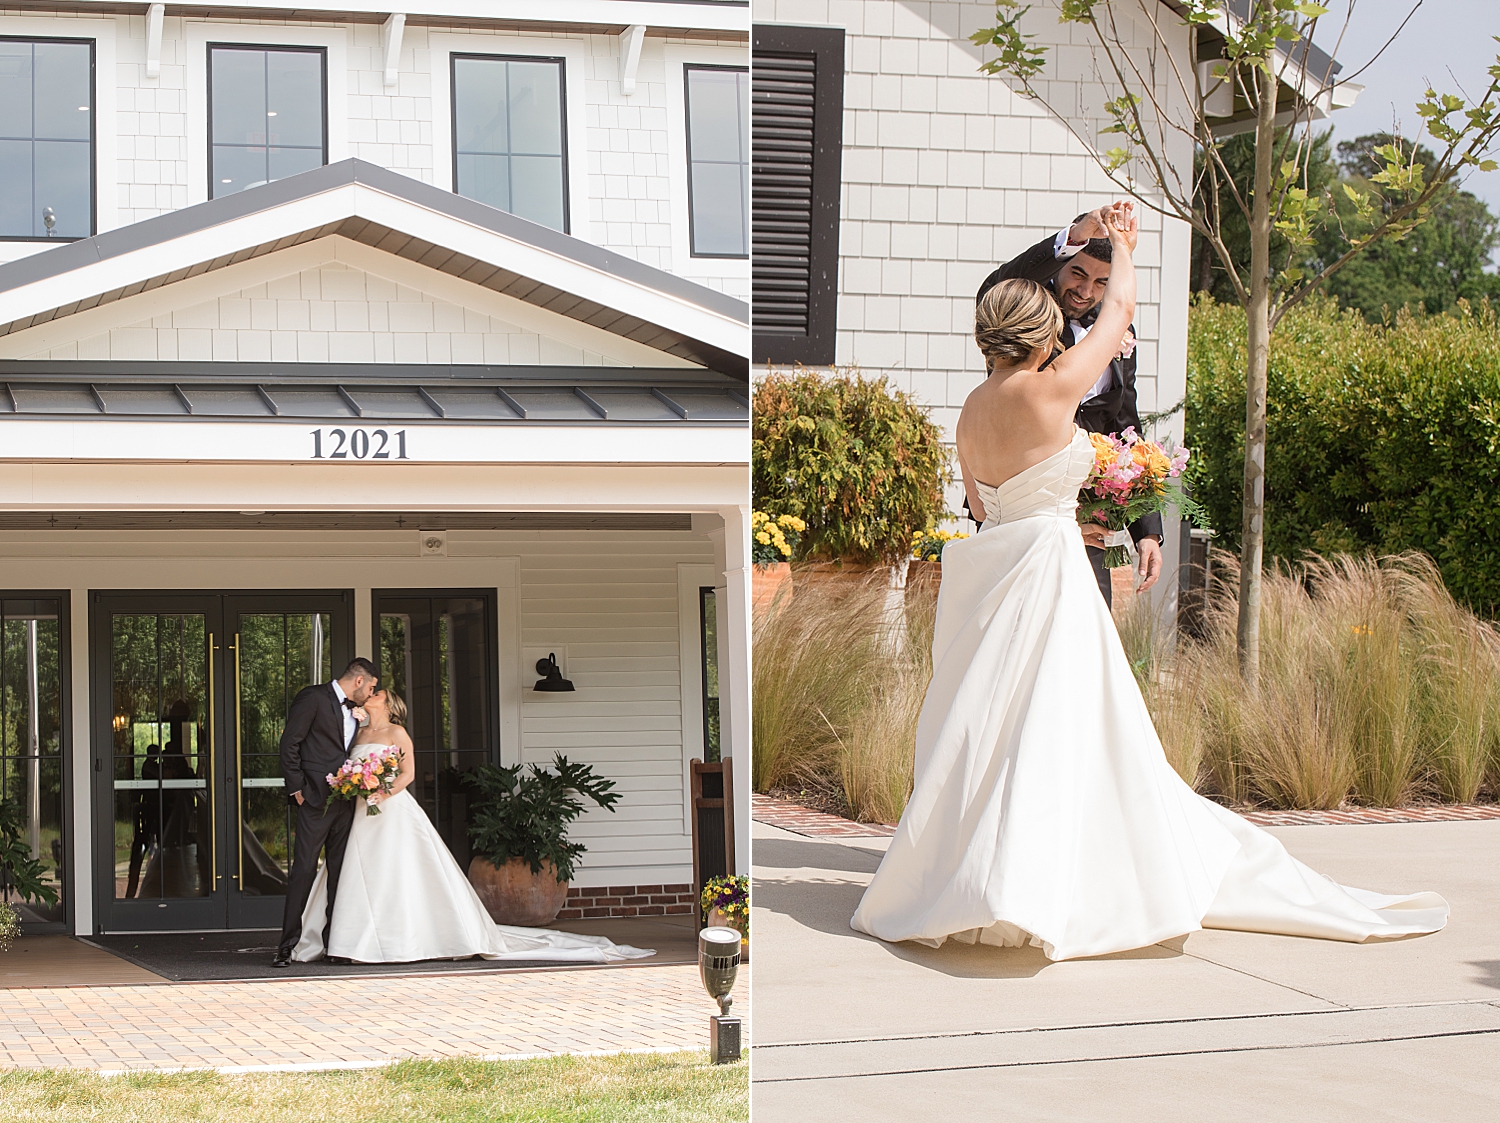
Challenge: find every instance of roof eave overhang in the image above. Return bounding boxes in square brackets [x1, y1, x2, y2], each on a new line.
[0, 161, 750, 377]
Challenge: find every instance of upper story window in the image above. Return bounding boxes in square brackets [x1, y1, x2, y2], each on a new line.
[209, 45, 326, 199]
[0, 38, 94, 240]
[451, 54, 568, 233]
[685, 66, 748, 258]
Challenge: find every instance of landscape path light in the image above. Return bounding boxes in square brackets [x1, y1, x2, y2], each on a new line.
[698, 925, 741, 1063]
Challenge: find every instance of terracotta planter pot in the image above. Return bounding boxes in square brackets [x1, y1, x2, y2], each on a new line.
[752, 562, 792, 615]
[906, 559, 942, 589]
[467, 856, 569, 926]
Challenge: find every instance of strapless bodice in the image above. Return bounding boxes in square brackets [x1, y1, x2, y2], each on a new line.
[350, 741, 398, 761]
[974, 428, 1093, 529]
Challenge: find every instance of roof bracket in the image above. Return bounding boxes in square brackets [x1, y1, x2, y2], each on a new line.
[2, 383, 15, 413]
[145, 4, 164, 80]
[255, 385, 280, 416]
[495, 387, 528, 419]
[88, 384, 108, 414]
[417, 386, 446, 418]
[619, 25, 647, 96]
[651, 387, 688, 419]
[336, 385, 363, 417]
[382, 13, 406, 89]
[172, 383, 194, 415]
[727, 389, 749, 409]
[574, 387, 608, 419]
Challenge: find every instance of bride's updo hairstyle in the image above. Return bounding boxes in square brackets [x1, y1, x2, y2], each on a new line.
[975, 278, 1063, 371]
[379, 688, 408, 727]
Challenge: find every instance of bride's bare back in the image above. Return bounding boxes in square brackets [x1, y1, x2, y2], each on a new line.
[958, 203, 1138, 522]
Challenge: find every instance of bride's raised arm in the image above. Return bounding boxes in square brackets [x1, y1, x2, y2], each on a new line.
[1048, 202, 1137, 405]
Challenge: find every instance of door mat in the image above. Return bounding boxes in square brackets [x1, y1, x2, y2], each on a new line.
[82, 917, 692, 983]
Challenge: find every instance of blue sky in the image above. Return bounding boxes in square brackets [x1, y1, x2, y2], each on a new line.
[1313, 1, 1500, 216]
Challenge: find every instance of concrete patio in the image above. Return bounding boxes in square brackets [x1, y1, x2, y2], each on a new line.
[751, 816, 1500, 1122]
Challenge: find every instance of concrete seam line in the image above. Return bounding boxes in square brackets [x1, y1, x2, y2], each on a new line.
[754, 997, 1499, 1050]
[749, 1026, 1500, 1083]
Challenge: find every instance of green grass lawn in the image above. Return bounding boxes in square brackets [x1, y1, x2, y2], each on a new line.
[0, 1051, 748, 1123]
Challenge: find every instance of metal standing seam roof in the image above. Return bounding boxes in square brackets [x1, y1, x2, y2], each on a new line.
[0, 364, 748, 424]
[0, 160, 750, 376]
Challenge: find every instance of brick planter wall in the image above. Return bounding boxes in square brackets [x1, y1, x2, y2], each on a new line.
[556, 883, 696, 920]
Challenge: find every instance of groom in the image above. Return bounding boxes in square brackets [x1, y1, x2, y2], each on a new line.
[975, 207, 1164, 607]
[272, 657, 379, 967]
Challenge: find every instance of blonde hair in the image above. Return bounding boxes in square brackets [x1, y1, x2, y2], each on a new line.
[975, 278, 1064, 369]
[379, 688, 407, 727]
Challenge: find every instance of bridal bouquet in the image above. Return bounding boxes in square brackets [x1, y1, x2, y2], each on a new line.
[1078, 428, 1199, 568]
[326, 746, 403, 816]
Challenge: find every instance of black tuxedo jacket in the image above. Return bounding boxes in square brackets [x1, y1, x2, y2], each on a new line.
[280, 683, 353, 809]
[976, 235, 1163, 543]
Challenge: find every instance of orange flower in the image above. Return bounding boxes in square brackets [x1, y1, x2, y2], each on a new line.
[1132, 441, 1172, 479]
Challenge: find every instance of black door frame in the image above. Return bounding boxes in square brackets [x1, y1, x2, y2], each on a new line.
[90, 590, 352, 933]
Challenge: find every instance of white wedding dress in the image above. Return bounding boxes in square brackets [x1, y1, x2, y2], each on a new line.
[850, 428, 1448, 961]
[292, 744, 654, 964]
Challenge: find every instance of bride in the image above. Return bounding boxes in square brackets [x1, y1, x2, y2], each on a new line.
[293, 688, 653, 964]
[850, 201, 1448, 962]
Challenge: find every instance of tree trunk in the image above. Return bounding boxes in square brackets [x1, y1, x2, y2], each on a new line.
[1236, 63, 1278, 689]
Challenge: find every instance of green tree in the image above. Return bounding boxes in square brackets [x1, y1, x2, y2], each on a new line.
[974, 0, 1500, 686]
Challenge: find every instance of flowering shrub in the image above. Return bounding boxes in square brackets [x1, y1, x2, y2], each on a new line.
[700, 874, 748, 935]
[753, 511, 806, 565]
[1078, 428, 1200, 567]
[0, 901, 18, 952]
[910, 528, 968, 561]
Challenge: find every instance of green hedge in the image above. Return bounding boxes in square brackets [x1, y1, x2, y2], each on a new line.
[1186, 296, 1500, 612]
[753, 370, 950, 566]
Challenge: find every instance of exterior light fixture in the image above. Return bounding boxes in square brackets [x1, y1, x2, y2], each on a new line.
[698, 926, 742, 1063]
[533, 653, 575, 692]
[42, 207, 55, 236]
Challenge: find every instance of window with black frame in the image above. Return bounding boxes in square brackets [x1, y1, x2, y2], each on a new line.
[375, 593, 495, 864]
[0, 38, 94, 240]
[451, 54, 568, 232]
[685, 66, 749, 258]
[0, 598, 65, 923]
[699, 587, 721, 763]
[209, 45, 326, 198]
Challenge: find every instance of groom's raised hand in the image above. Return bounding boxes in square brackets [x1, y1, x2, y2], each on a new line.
[1067, 207, 1109, 245]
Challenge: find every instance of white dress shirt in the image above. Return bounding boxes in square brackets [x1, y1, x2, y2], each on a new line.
[331, 679, 356, 748]
[1052, 227, 1115, 405]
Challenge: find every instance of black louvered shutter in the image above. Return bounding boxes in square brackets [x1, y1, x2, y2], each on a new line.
[752, 25, 843, 366]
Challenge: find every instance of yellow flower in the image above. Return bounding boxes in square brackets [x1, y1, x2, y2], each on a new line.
[1132, 442, 1172, 479]
[755, 530, 771, 545]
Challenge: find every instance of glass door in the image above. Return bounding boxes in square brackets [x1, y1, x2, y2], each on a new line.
[226, 595, 349, 929]
[93, 592, 350, 933]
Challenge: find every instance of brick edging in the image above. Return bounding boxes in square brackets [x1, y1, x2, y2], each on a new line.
[556, 884, 695, 920]
[752, 792, 1500, 839]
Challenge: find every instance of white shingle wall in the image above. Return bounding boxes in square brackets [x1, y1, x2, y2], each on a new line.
[753, 0, 1193, 527]
[17, 262, 648, 365]
[0, 11, 747, 300]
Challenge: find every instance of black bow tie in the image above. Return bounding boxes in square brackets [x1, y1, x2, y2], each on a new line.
[341, 698, 358, 710]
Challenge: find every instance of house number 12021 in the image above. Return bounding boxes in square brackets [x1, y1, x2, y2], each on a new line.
[310, 428, 409, 460]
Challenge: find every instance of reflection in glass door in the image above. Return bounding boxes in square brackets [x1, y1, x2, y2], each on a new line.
[95, 592, 350, 932]
[229, 605, 340, 928]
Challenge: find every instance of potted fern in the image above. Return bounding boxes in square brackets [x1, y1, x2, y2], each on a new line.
[462, 754, 620, 926]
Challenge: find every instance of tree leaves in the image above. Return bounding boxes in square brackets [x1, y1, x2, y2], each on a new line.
[461, 755, 620, 884]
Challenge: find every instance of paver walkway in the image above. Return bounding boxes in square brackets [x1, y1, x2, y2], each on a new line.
[753, 792, 1500, 838]
[0, 960, 748, 1072]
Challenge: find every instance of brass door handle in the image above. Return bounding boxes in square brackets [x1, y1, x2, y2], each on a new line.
[233, 633, 243, 888]
[207, 632, 219, 890]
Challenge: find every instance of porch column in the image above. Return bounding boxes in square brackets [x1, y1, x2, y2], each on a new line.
[718, 503, 752, 874]
[69, 587, 91, 936]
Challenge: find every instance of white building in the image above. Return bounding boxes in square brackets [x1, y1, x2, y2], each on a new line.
[0, 1, 750, 938]
[750, 0, 1353, 596]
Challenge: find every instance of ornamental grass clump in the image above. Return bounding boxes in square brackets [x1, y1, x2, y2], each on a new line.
[752, 569, 936, 824]
[1136, 551, 1500, 810]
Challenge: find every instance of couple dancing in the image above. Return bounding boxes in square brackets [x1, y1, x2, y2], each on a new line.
[273, 658, 651, 967]
[851, 201, 1449, 961]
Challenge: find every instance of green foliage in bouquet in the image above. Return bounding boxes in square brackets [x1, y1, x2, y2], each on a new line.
[700, 874, 748, 935]
[0, 797, 58, 909]
[1186, 295, 1500, 612]
[754, 370, 951, 566]
[463, 755, 621, 884]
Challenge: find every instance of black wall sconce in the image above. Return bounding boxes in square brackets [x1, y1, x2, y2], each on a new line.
[533, 652, 575, 692]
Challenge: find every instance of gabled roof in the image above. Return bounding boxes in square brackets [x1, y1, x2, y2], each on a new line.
[0, 159, 749, 376]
